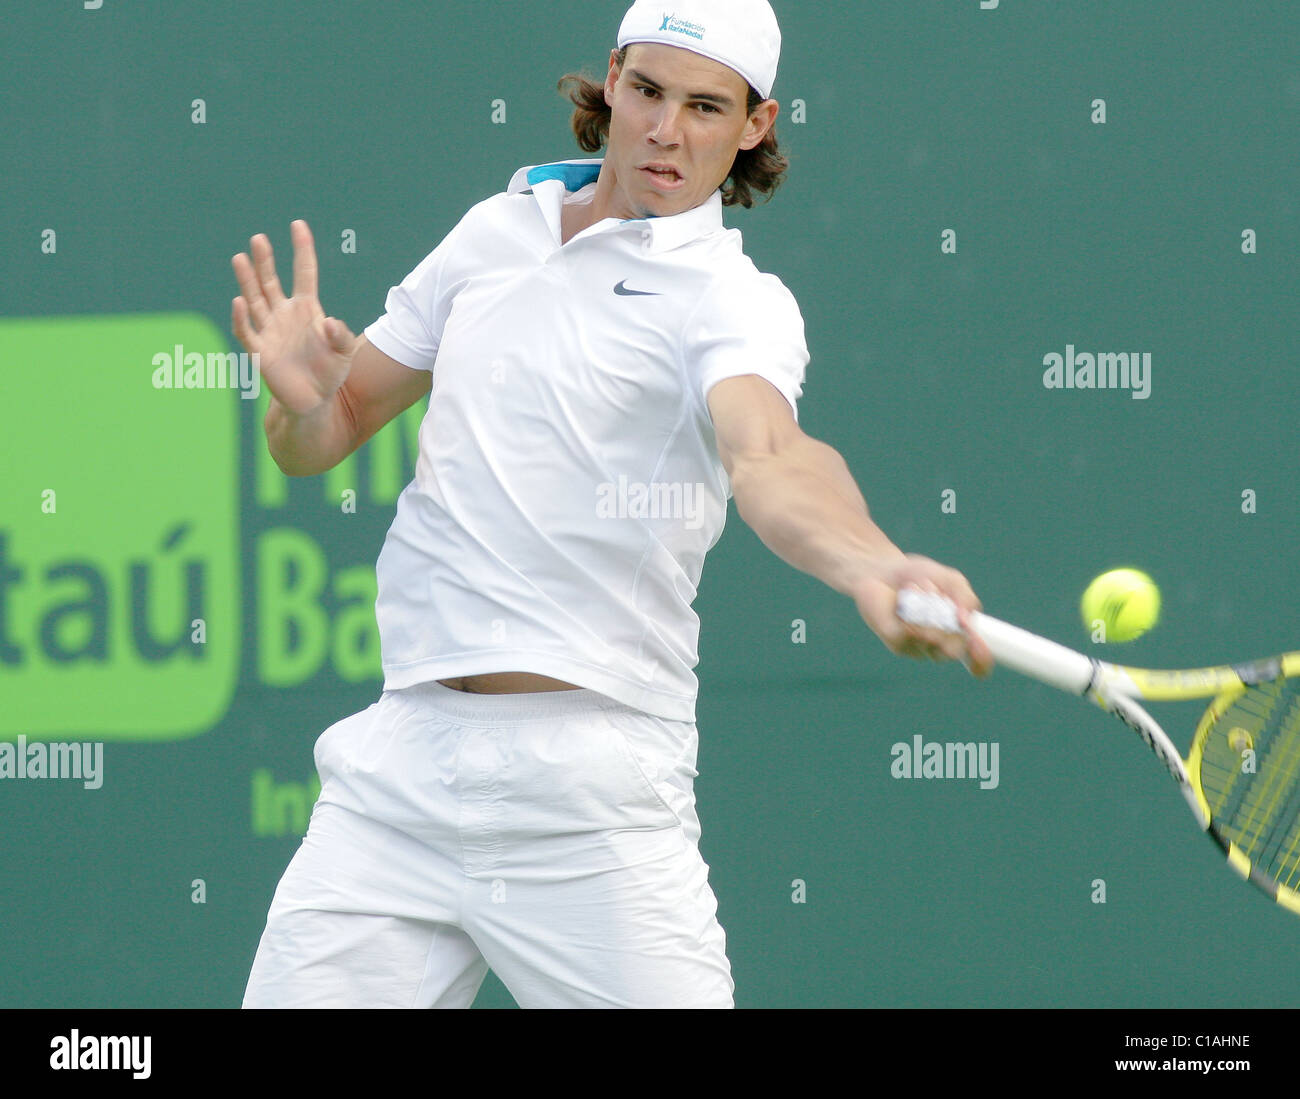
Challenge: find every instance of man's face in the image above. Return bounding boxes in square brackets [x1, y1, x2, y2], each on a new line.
[601, 42, 777, 219]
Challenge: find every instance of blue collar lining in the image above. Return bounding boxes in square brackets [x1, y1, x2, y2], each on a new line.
[525, 163, 602, 190]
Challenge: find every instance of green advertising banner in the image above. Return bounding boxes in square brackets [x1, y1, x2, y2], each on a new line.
[2, 0, 1297, 1026]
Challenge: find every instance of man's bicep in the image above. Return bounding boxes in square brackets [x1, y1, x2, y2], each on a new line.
[705, 374, 802, 479]
[708, 374, 868, 521]
[342, 335, 433, 450]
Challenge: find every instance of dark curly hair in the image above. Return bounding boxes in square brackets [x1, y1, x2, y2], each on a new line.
[556, 47, 788, 208]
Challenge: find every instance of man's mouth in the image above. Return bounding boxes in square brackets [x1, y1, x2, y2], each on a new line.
[640, 164, 684, 189]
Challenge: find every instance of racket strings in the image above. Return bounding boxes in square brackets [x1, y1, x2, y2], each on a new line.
[1253, 693, 1300, 884]
[1198, 681, 1300, 891]
[1242, 693, 1300, 883]
[1198, 689, 1276, 814]
[1258, 697, 1300, 891]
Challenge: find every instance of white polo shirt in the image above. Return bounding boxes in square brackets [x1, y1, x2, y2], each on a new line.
[364, 157, 809, 721]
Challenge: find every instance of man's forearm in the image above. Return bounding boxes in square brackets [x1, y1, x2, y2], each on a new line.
[264, 387, 360, 476]
[730, 436, 905, 597]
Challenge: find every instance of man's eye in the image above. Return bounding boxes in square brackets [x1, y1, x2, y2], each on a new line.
[636, 86, 658, 97]
[696, 103, 718, 114]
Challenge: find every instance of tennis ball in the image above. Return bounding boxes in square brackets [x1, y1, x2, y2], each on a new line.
[1080, 568, 1160, 642]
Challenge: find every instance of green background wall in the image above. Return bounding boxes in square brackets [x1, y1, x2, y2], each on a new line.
[2, 0, 1296, 1008]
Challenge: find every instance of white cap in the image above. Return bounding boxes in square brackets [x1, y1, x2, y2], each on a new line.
[617, 0, 782, 100]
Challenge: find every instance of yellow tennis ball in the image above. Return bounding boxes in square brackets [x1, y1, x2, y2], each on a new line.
[1080, 568, 1160, 642]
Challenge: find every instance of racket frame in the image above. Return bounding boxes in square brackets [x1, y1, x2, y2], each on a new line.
[895, 588, 1300, 913]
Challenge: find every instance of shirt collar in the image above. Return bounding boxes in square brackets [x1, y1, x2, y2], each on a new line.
[507, 158, 724, 254]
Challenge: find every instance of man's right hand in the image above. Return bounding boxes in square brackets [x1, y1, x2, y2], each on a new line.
[851, 554, 994, 678]
[231, 219, 357, 417]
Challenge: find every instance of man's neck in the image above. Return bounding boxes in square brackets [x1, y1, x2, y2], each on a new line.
[560, 199, 597, 246]
[560, 165, 642, 244]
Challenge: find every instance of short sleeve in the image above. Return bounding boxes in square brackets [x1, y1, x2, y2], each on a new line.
[363, 216, 468, 373]
[682, 271, 809, 422]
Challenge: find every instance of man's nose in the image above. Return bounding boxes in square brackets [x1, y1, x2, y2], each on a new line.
[648, 103, 683, 145]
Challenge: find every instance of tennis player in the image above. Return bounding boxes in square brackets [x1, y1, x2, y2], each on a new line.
[233, 0, 992, 1009]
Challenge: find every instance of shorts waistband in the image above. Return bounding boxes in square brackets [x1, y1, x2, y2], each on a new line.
[389, 679, 640, 725]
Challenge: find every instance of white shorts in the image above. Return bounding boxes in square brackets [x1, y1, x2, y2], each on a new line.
[242, 681, 734, 1008]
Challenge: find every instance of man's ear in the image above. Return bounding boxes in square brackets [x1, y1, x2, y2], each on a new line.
[604, 48, 623, 108]
[738, 99, 780, 151]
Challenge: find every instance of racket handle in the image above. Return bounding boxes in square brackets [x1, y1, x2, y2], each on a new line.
[895, 589, 1096, 695]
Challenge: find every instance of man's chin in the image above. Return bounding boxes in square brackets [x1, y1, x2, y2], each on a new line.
[636, 190, 695, 219]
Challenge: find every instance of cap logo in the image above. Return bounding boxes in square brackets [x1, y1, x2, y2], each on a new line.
[659, 12, 706, 40]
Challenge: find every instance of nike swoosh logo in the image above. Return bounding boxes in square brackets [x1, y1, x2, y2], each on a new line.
[613, 281, 661, 297]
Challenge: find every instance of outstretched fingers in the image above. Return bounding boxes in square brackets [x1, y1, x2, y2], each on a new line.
[231, 249, 270, 328]
[290, 220, 319, 301]
[231, 222, 319, 344]
[231, 294, 260, 355]
[251, 232, 287, 309]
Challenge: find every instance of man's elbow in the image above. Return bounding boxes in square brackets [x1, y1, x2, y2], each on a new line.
[268, 449, 323, 478]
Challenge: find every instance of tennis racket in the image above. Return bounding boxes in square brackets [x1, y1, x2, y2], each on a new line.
[896, 588, 1300, 916]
